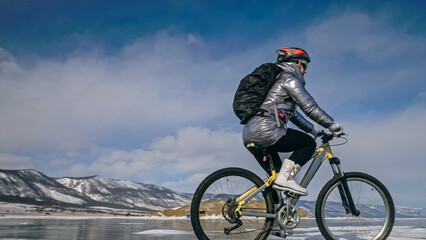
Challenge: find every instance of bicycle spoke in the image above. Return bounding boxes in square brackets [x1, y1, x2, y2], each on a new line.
[316, 172, 395, 240]
[191, 168, 273, 240]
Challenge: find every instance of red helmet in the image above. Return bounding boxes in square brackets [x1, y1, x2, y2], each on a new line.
[276, 47, 311, 63]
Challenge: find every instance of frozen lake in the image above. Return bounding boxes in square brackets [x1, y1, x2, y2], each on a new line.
[0, 216, 425, 239]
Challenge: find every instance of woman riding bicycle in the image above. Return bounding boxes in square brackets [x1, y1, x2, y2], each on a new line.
[242, 47, 343, 196]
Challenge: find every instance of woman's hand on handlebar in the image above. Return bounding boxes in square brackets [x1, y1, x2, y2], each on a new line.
[328, 123, 344, 137]
[317, 129, 346, 142]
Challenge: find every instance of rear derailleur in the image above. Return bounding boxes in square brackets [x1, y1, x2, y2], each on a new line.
[222, 198, 243, 235]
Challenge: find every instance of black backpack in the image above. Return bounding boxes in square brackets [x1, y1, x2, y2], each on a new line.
[233, 63, 292, 125]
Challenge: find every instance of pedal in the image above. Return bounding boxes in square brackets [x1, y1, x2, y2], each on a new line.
[271, 232, 286, 238]
[285, 191, 300, 198]
[270, 219, 287, 238]
[271, 228, 293, 238]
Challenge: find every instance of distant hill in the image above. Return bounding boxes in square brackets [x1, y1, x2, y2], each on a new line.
[0, 169, 192, 213]
[0, 169, 100, 206]
[56, 175, 192, 211]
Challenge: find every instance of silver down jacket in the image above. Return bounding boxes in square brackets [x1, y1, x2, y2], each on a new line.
[242, 62, 335, 148]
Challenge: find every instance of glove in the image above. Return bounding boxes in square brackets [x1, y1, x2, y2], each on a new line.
[309, 129, 319, 140]
[328, 123, 344, 136]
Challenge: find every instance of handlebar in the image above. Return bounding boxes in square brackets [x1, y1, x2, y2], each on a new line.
[317, 130, 346, 143]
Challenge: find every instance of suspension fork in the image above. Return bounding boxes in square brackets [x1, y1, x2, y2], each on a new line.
[329, 157, 360, 216]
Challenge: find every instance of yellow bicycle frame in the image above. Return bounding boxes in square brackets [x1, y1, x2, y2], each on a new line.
[234, 142, 334, 216]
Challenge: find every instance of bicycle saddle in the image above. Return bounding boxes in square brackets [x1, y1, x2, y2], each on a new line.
[246, 142, 272, 157]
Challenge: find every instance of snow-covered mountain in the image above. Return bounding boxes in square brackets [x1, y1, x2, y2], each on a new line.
[0, 169, 101, 206]
[0, 169, 191, 212]
[56, 176, 192, 211]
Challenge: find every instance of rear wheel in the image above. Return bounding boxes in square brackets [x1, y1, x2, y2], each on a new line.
[191, 167, 274, 240]
[315, 172, 395, 240]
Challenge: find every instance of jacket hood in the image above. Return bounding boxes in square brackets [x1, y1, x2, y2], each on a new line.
[276, 62, 305, 86]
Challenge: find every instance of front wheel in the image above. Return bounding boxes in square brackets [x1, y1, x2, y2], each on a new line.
[190, 167, 274, 240]
[315, 172, 395, 240]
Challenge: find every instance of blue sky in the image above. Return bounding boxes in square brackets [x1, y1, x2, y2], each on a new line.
[0, 0, 425, 208]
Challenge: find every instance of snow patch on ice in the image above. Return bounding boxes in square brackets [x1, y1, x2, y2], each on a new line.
[119, 222, 145, 225]
[133, 229, 192, 235]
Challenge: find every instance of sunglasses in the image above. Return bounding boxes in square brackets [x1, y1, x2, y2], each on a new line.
[299, 61, 308, 70]
[292, 60, 308, 70]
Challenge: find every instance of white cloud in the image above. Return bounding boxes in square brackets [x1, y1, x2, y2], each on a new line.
[0, 153, 34, 170]
[186, 33, 205, 47]
[340, 104, 426, 177]
[304, 11, 426, 111]
[0, 47, 17, 64]
[162, 173, 209, 192]
[0, 32, 242, 153]
[66, 127, 257, 181]
[307, 11, 424, 63]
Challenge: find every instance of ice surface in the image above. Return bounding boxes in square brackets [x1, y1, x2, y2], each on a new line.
[0, 216, 424, 240]
[133, 229, 193, 235]
[119, 222, 145, 225]
[387, 225, 426, 239]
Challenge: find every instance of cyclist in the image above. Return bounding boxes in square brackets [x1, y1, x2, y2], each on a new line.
[242, 47, 343, 196]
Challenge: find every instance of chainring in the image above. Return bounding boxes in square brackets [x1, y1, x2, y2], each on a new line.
[277, 204, 301, 229]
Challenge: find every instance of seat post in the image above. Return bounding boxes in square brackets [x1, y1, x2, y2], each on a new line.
[263, 149, 276, 174]
[247, 143, 278, 177]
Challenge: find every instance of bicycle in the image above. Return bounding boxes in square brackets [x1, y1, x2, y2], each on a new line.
[190, 131, 395, 239]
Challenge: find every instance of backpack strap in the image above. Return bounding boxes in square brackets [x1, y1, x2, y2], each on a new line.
[260, 96, 293, 128]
